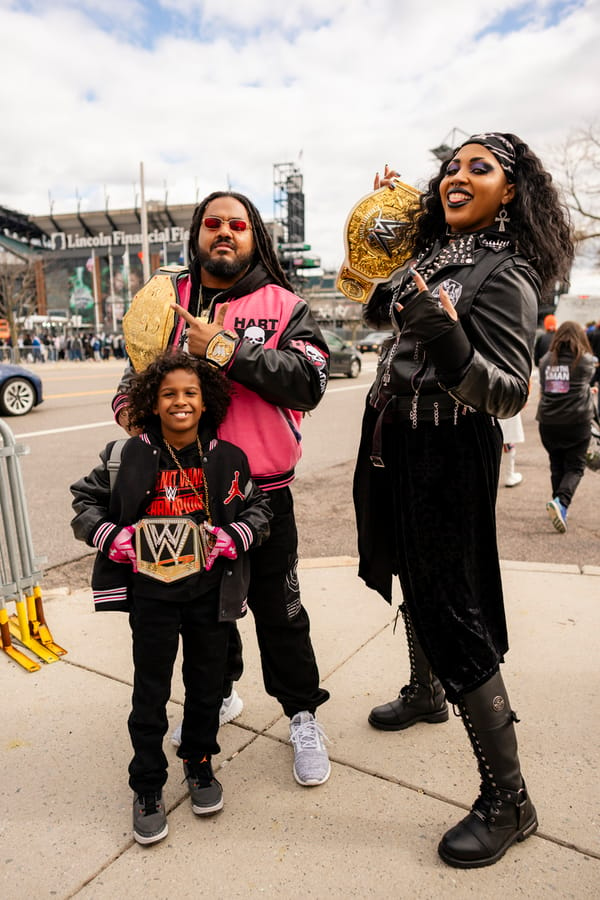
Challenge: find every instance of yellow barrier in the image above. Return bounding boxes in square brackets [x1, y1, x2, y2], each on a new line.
[0, 604, 40, 672]
[1, 418, 67, 671]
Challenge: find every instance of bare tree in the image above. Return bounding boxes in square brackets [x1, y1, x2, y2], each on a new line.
[559, 122, 600, 246]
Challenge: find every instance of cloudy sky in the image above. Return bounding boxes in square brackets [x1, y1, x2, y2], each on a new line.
[1, 0, 599, 291]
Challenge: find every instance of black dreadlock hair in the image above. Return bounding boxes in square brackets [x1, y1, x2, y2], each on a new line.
[404, 133, 574, 293]
[127, 349, 231, 433]
[188, 191, 295, 292]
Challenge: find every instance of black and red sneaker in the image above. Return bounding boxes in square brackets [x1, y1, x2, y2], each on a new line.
[132, 790, 168, 845]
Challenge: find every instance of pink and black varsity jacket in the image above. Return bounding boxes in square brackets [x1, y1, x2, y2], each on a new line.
[112, 262, 330, 491]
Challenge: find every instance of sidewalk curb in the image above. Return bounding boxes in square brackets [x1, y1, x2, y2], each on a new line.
[40, 556, 600, 600]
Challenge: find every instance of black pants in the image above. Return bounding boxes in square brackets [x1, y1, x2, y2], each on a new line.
[538, 422, 590, 508]
[225, 487, 329, 719]
[128, 591, 230, 794]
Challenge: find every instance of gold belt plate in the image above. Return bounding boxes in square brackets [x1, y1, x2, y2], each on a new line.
[135, 517, 209, 583]
[123, 270, 182, 372]
[336, 183, 420, 303]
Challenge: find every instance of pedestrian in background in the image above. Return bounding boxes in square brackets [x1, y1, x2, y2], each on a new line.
[537, 320, 597, 533]
[533, 313, 557, 365]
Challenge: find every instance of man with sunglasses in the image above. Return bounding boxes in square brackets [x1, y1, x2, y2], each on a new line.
[112, 191, 332, 789]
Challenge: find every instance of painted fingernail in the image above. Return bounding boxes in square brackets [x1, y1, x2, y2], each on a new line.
[408, 266, 417, 277]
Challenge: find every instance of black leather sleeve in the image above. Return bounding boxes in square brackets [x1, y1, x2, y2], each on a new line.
[364, 282, 395, 329]
[445, 264, 538, 417]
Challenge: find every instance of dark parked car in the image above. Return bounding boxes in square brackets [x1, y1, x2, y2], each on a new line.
[321, 329, 362, 378]
[356, 331, 392, 353]
[0, 362, 44, 416]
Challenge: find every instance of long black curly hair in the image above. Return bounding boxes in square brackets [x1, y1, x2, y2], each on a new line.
[405, 133, 574, 292]
[188, 190, 294, 292]
[127, 350, 231, 433]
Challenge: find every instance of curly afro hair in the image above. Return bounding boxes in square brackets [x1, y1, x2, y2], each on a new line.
[127, 349, 231, 433]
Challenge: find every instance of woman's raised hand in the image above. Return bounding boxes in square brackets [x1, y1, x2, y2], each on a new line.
[373, 164, 401, 191]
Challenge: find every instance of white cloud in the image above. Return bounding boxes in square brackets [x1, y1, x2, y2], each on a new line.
[0, 0, 599, 275]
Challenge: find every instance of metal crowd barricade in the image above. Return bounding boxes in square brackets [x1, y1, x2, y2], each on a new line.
[0, 418, 66, 671]
[0, 346, 15, 362]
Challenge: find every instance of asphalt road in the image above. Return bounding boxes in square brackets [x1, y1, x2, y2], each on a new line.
[294, 368, 600, 569]
[6, 357, 374, 589]
[5, 356, 599, 595]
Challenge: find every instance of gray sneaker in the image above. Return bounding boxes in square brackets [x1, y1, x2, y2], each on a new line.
[132, 790, 168, 845]
[289, 711, 331, 786]
[183, 758, 223, 815]
[171, 689, 244, 747]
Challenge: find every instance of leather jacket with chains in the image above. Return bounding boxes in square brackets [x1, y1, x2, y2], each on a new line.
[366, 231, 540, 424]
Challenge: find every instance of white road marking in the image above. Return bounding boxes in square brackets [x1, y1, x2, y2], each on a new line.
[14, 420, 118, 439]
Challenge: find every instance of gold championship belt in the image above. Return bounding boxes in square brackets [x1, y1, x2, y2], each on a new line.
[122, 265, 186, 372]
[135, 517, 211, 583]
[336, 183, 421, 304]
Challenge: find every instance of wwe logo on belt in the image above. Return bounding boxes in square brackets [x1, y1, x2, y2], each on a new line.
[135, 517, 207, 583]
[145, 519, 192, 562]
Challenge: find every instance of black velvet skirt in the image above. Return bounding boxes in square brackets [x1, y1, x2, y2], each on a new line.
[354, 403, 507, 702]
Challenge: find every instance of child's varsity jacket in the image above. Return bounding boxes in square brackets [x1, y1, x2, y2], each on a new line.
[70, 428, 271, 617]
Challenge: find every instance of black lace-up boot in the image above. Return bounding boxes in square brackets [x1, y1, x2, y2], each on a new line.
[368, 603, 449, 731]
[438, 671, 538, 868]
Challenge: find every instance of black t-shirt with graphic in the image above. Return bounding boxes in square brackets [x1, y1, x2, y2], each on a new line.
[133, 435, 221, 603]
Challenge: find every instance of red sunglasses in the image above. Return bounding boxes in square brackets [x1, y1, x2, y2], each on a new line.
[202, 216, 250, 232]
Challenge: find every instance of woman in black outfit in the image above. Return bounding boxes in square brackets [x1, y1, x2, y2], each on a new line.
[354, 133, 573, 868]
[537, 320, 597, 533]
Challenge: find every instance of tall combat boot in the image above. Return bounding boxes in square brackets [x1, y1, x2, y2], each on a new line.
[368, 603, 448, 731]
[438, 671, 538, 868]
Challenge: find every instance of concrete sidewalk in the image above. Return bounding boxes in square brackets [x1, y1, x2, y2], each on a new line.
[3, 559, 600, 899]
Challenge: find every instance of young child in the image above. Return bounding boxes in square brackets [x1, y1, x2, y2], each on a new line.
[70, 350, 271, 845]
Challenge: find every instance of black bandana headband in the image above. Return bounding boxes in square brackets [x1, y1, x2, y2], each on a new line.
[456, 133, 516, 183]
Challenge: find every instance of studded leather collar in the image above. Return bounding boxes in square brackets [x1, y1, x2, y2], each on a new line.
[395, 232, 513, 301]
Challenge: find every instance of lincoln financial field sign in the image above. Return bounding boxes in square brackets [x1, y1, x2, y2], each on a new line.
[47, 226, 190, 251]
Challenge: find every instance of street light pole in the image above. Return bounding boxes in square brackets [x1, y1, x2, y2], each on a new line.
[139, 161, 150, 283]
